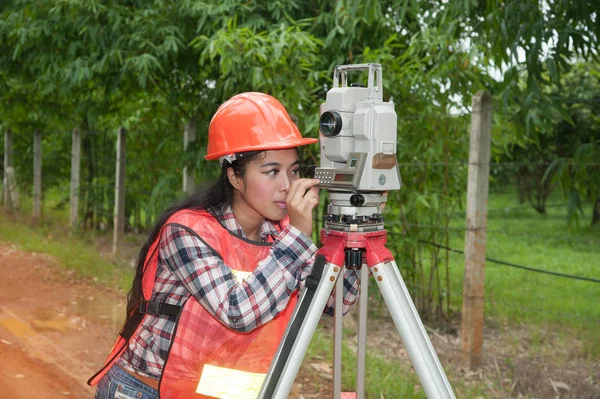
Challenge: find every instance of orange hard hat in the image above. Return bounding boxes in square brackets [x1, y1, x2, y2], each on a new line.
[205, 92, 317, 162]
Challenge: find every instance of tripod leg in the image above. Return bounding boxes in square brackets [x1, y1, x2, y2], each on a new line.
[258, 256, 344, 399]
[334, 266, 368, 399]
[355, 264, 369, 399]
[333, 267, 343, 398]
[372, 260, 456, 399]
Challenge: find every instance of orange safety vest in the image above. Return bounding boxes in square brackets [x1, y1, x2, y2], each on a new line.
[89, 209, 299, 399]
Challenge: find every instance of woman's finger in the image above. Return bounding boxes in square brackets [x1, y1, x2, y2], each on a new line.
[287, 178, 320, 203]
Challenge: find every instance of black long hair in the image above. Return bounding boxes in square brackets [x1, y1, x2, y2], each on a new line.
[124, 151, 263, 318]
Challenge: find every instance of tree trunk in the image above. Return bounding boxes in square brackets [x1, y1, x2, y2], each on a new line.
[592, 197, 600, 226]
[145, 204, 152, 231]
[183, 118, 197, 195]
[135, 199, 141, 233]
[101, 129, 110, 229]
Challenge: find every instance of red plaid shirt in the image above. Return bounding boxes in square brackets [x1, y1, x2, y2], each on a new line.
[118, 204, 360, 378]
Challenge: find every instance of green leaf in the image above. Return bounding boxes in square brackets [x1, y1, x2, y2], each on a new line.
[417, 196, 430, 208]
[546, 58, 559, 84]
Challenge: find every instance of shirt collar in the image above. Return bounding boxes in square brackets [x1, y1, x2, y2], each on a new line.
[211, 204, 280, 241]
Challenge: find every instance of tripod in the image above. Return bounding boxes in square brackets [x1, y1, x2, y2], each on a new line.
[258, 213, 456, 399]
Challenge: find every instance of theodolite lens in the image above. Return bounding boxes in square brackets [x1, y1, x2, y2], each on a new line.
[319, 111, 342, 137]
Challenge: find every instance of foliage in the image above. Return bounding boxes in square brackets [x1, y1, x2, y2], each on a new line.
[493, 62, 600, 222]
[385, 112, 471, 320]
[545, 141, 600, 226]
[542, 63, 600, 226]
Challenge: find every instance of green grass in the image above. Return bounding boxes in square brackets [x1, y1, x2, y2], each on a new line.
[0, 197, 133, 292]
[304, 326, 487, 398]
[306, 327, 424, 398]
[443, 188, 600, 333]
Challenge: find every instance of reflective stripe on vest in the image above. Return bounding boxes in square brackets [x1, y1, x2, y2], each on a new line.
[196, 364, 265, 399]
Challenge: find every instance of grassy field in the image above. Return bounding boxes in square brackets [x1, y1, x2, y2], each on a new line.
[305, 326, 489, 398]
[442, 188, 600, 331]
[0, 196, 134, 292]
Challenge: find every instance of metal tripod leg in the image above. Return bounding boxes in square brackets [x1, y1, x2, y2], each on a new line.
[257, 256, 344, 399]
[333, 263, 369, 399]
[372, 260, 455, 399]
[333, 264, 343, 398]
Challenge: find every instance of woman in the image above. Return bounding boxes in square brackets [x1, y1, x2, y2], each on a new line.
[89, 92, 360, 399]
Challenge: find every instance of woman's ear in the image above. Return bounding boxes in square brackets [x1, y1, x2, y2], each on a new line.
[227, 167, 243, 191]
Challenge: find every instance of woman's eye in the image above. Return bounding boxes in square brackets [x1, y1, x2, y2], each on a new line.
[291, 168, 300, 176]
[264, 169, 278, 176]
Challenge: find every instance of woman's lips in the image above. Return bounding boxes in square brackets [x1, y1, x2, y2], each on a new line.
[275, 201, 287, 210]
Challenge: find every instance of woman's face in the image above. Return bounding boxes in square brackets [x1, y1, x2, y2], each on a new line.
[232, 149, 301, 222]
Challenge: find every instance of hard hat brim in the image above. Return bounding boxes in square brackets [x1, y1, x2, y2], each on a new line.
[204, 137, 318, 161]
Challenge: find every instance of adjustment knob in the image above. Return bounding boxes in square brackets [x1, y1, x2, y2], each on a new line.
[350, 194, 365, 207]
[345, 249, 364, 269]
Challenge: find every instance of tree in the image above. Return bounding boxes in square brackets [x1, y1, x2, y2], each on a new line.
[543, 63, 600, 226]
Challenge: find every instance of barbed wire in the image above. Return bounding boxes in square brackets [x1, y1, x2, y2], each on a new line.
[487, 298, 600, 325]
[387, 222, 467, 232]
[313, 219, 600, 281]
[319, 214, 600, 247]
[395, 113, 470, 120]
[416, 239, 600, 284]
[409, 202, 567, 219]
[397, 161, 600, 167]
[387, 220, 599, 250]
[370, 278, 600, 324]
[489, 229, 600, 245]
[387, 222, 600, 245]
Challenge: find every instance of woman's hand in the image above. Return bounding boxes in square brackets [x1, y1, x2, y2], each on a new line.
[286, 178, 320, 237]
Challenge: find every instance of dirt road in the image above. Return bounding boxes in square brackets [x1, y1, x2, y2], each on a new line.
[0, 242, 325, 399]
[0, 242, 125, 398]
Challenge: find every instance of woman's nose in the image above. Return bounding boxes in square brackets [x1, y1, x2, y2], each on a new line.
[280, 174, 291, 192]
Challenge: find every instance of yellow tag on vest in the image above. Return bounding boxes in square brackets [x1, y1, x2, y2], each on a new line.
[196, 364, 266, 399]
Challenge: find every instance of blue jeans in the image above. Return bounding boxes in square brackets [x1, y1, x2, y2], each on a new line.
[94, 364, 159, 399]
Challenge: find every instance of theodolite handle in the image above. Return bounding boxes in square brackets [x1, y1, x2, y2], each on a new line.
[333, 63, 383, 101]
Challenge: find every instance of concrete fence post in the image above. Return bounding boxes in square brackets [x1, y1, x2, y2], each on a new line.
[32, 129, 42, 226]
[113, 127, 127, 256]
[70, 128, 81, 230]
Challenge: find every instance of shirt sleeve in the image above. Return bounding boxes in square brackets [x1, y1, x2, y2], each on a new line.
[158, 223, 317, 332]
[298, 254, 360, 316]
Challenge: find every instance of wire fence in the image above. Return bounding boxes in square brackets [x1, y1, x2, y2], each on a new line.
[2, 115, 600, 347]
[1, 142, 599, 399]
[415, 239, 600, 284]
